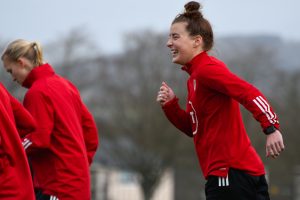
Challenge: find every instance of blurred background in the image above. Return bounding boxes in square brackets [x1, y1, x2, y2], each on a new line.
[1, 0, 299, 199]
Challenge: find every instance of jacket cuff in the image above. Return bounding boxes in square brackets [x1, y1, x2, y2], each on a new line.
[162, 97, 178, 109]
[262, 122, 280, 134]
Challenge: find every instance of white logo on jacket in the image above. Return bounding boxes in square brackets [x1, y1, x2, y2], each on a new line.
[193, 79, 197, 91]
[189, 101, 198, 135]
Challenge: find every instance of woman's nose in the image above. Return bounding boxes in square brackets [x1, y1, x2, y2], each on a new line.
[166, 39, 172, 48]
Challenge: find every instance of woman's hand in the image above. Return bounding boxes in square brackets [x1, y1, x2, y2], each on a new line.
[266, 130, 285, 159]
[156, 82, 175, 106]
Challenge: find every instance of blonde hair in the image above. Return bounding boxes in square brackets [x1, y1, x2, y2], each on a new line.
[1, 39, 44, 66]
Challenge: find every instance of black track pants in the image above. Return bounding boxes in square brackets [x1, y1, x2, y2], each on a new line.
[205, 168, 270, 200]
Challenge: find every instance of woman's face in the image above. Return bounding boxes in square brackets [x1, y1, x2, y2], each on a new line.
[166, 22, 202, 65]
[2, 57, 31, 85]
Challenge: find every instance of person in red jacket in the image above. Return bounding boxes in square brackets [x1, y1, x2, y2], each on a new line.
[156, 1, 284, 200]
[0, 83, 36, 199]
[1, 39, 99, 200]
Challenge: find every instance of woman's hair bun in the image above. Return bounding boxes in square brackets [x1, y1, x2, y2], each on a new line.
[184, 1, 201, 13]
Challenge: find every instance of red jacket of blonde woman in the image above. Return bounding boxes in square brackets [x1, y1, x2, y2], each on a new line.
[21, 63, 99, 200]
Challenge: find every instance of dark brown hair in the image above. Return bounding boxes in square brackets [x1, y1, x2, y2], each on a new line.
[172, 1, 214, 51]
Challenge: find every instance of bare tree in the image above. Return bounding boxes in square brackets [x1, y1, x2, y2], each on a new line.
[95, 30, 193, 199]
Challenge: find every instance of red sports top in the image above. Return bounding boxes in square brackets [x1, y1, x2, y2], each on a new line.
[0, 83, 36, 199]
[22, 63, 99, 199]
[162, 52, 279, 179]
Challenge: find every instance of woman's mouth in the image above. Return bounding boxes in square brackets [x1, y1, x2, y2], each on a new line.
[171, 49, 179, 57]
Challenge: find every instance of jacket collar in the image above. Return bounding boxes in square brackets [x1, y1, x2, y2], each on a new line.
[181, 51, 208, 75]
[22, 63, 55, 88]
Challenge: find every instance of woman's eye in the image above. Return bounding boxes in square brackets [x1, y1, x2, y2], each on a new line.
[172, 35, 179, 40]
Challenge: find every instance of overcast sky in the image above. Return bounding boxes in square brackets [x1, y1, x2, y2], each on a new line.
[1, 0, 299, 54]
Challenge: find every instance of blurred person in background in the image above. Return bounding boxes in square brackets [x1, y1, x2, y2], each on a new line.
[157, 1, 284, 200]
[0, 82, 36, 199]
[1, 39, 99, 200]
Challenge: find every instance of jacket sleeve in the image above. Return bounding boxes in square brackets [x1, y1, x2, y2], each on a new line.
[22, 90, 54, 153]
[8, 92, 37, 137]
[162, 97, 193, 137]
[81, 102, 99, 165]
[199, 64, 279, 131]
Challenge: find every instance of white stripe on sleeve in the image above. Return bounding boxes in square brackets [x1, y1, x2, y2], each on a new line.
[253, 96, 276, 124]
[22, 139, 32, 150]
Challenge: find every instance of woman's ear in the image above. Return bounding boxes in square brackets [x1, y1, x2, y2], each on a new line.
[193, 35, 203, 48]
[17, 57, 34, 71]
[17, 57, 26, 68]
[17, 57, 32, 69]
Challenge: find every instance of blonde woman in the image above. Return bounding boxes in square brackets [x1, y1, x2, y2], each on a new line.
[2, 39, 99, 200]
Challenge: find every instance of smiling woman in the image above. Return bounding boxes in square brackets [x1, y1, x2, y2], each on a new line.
[156, 1, 284, 200]
[166, 2, 213, 65]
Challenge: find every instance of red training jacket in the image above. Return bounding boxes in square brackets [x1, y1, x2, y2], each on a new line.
[22, 63, 99, 199]
[162, 52, 279, 179]
[0, 83, 36, 199]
